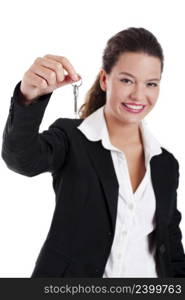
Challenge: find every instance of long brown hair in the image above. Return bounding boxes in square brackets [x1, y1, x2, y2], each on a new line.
[78, 27, 164, 119]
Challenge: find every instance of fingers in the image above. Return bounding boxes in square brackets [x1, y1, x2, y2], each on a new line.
[25, 70, 48, 89]
[32, 57, 64, 83]
[30, 63, 58, 86]
[44, 54, 79, 81]
[29, 55, 80, 87]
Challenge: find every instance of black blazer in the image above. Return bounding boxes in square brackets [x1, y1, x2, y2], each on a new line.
[2, 81, 185, 278]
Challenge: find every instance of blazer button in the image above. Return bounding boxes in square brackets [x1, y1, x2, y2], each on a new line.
[159, 244, 166, 254]
[108, 231, 112, 236]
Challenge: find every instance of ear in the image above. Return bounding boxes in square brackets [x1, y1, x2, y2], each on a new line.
[99, 69, 107, 91]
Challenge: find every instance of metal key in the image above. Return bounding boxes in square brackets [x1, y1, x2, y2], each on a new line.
[72, 77, 82, 118]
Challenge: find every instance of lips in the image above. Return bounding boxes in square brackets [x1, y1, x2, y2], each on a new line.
[121, 102, 146, 113]
[122, 102, 145, 107]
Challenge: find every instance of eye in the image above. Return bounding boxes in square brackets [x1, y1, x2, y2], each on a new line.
[120, 78, 133, 84]
[147, 82, 158, 87]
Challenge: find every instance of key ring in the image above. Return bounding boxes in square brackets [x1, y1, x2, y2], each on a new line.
[72, 78, 82, 88]
[71, 77, 82, 88]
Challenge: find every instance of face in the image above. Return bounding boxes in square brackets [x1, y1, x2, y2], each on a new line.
[99, 52, 161, 125]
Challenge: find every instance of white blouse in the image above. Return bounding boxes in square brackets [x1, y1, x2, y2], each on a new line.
[77, 105, 162, 277]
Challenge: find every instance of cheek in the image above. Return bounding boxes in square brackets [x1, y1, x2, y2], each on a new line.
[147, 88, 159, 105]
[109, 84, 128, 101]
[150, 93, 159, 105]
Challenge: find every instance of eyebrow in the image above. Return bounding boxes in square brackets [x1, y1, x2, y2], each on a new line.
[118, 71, 161, 81]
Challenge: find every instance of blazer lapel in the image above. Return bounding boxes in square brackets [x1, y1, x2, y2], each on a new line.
[83, 138, 119, 233]
[150, 151, 174, 230]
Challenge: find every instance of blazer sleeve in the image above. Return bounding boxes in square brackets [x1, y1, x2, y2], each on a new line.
[168, 157, 185, 277]
[1, 81, 70, 176]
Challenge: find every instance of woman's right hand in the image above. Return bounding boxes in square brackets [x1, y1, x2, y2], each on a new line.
[20, 54, 81, 103]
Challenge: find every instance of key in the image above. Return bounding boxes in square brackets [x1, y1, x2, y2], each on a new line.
[73, 84, 78, 117]
[72, 77, 82, 118]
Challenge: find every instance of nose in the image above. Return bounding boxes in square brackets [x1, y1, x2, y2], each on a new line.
[130, 84, 145, 102]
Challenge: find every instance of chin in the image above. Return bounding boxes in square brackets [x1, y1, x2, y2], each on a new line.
[117, 116, 141, 126]
[124, 119, 142, 125]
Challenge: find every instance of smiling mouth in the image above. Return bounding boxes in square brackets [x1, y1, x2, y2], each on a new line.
[121, 102, 146, 113]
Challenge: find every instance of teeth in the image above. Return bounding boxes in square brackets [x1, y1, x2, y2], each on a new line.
[124, 103, 144, 110]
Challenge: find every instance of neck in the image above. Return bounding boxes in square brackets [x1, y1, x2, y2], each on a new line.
[103, 108, 142, 147]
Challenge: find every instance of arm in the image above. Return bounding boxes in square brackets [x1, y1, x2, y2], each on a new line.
[1, 81, 70, 176]
[168, 158, 185, 277]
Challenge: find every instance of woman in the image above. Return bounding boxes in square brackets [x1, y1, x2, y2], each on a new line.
[2, 27, 185, 278]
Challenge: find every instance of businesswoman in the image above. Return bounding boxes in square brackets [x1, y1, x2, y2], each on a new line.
[2, 27, 185, 277]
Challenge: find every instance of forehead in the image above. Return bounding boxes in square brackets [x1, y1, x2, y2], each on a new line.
[112, 52, 161, 77]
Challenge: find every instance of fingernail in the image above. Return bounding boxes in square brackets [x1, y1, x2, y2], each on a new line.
[72, 74, 79, 81]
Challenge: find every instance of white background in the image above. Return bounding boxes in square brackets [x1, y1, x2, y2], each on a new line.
[0, 0, 185, 277]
